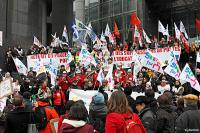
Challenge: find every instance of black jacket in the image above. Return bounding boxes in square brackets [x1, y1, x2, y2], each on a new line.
[4, 107, 34, 133]
[89, 102, 107, 122]
[156, 105, 177, 133]
[89, 102, 107, 133]
[138, 107, 156, 133]
[176, 105, 200, 133]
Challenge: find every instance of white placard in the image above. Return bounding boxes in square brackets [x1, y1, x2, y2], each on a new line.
[0, 78, 13, 98]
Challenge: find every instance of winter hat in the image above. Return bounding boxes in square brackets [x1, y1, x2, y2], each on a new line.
[135, 96, 147, 105]
[94, 93, 104, 104]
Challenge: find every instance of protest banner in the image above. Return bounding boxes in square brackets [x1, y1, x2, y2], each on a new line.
[0, 78, 13, 99]
[27, 52, 72, 71]
[112, 46, 181, 68]
[69, 89, 161, 111]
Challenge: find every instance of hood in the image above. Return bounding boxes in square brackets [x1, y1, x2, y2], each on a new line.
[62, 119, 86, 128]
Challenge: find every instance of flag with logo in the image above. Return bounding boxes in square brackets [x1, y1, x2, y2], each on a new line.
[180, 64, 200, 92]
[164, 57, 181, 80]
[13, 57, 28, 76]
[141, 50, 164, 73]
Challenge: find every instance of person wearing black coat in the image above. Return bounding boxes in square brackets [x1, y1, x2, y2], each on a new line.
[176, 94, 200, 133]
[4, 95, 34, 133]
[89, 93, 107, 133]
[156, 95, 177, 133]
[135, 96, 156, 133]
[124, 86, 137, 113]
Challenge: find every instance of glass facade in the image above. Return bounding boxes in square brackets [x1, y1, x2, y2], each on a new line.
[85, 0, 137, 41]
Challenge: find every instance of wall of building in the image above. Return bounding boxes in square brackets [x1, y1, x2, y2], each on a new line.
[74, 0, 85, 23]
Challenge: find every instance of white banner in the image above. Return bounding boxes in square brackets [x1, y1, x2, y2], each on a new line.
[27, 52, 70, 71]
[112, 46, 181, 68]
[69, 89, 161, 111]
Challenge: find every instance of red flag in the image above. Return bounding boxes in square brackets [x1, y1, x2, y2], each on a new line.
[181, 33, 189, 53]
[196, 18, 200, 32]
[114, 21, 120, 38]
[130, 12, 141, 27]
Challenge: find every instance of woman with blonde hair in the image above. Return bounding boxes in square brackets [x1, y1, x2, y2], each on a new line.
[105, 91, 146, 133]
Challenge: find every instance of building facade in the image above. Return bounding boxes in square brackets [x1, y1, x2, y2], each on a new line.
[0, 0, 74, 69]
[85, 0, 200, 42]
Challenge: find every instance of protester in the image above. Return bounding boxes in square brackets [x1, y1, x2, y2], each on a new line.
[176, 94, 200, 133]
[105, 91, 146, 133]
[135, 96, 156, 133]
[156, 95, 177, 133]
[59, 103, 94, 133]
[4, 95, 34, 133]
[35, 98, 59, 133]
[124, 86, 137, 113]
[89, 93, 107, 133]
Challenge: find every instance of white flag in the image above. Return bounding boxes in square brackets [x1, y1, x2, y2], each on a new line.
[132, 52, 143, 81]
[174, 23, 181, 40]
[105, 24, 111, 37]
[180, 64, 200, 92]
[134, 25, 140, 38]
[164, 57, 181, 80]
[97, 69, 105, 85]
[62, 25, 69, 43]
[134, 25, 142, 47]
[158, 20, 166, 35]
[13, 57, 27, 76]
[165, 24, 169, 36]
[67, 51, 73, 64]
[197, 53, 200, 63]
[33, 36, 42, 47]
[180, 21, 188, 40]
[142, 29, 151, 43]
[141, 50, 164, 73]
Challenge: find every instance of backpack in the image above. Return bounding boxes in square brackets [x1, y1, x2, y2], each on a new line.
[92, 118, 105, 133]
[123, 114, 147, 133]
[35, 107, 48, 129]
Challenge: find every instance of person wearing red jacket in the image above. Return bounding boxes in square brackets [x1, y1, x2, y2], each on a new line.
[57, 71, 72, 92]
[105, 91, 146, 133]
[71, 69, 86, 88]
[113, 65, 127, 87]
[53, 85, 66, 116]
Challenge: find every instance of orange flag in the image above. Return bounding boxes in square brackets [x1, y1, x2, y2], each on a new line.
[114, 21, 120, 38]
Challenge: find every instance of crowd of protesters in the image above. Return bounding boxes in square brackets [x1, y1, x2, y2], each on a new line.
[1, 35, 200, 133]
